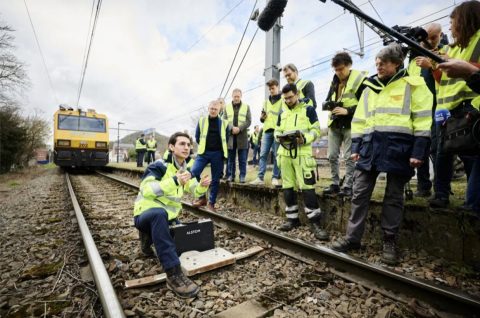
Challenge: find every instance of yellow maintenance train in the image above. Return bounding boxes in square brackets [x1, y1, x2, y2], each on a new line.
[53, 105, 109, 167]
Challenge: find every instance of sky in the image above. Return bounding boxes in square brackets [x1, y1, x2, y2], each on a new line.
[0, 0, 458, 143]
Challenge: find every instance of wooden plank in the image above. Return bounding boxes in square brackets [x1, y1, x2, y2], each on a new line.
[233, 246, 263, 260]
[124, 246, 262, 289]
[180, 247, 236, 276]
[125, 273, 167, 289]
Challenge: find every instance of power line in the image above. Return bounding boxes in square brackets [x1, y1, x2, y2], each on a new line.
[76, 0, 103, 107]
[223, 27, 260, 99]
[127, 3, 453, 129]
[367, 0, 384, 24]
[219, 0, 258, 98]
[185, 0, 246, 53]
[282, 0, 370, 51]
[77, 0, 96, 102]
[22, 0, 59, 104]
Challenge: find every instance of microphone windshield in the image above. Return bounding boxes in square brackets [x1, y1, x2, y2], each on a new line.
[257, 0, 288, 32]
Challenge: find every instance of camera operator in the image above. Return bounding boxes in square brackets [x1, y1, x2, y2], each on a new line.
[322, 52, 367, 198]
[406, 23, 445, 198]
[430, 1, 480, 213]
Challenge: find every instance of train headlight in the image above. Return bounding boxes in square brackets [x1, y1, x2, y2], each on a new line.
[57, 140, 70, 146]
[95, 141, 107, 148]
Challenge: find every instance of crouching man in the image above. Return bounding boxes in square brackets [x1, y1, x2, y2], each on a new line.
[276, 83, 328, 240]
[133, 132, 211, 298]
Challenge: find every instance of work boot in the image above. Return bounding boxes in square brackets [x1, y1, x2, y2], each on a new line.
[192, 196, 207, 208]
[323, 184, 340, 195]
[382, 237, 399, 265]
[429, 196, 449, 208]
[339, 187, 353, 198]
[271, 178, 281, 188]
[166, 265, 199, 298]
[249, 178, 264, 185]
[278, 218, 300, 232]
[331, 237, 361, 253]
[139, 231, 154, 257]
[414, 189, 432, 198]
[309, 222, 329, 241]
[207, 202, 216, 212]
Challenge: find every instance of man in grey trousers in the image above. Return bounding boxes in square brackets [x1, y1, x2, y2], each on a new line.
[322, 52, 367, 198]
[223, 88, 251, 183]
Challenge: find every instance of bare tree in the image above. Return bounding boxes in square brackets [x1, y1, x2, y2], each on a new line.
[21, 109, 50, 165]
[0, 24, 28, 104]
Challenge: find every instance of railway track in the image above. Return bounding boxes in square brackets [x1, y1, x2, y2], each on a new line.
[92, 170, 480, 317]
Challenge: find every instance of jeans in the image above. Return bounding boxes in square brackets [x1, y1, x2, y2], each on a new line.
[227, 148, 248, 180]
[134, 208, 179, 270]
[258, 131, 280, 180]
[191, 150, 224, 204]
[252, 145, 260, 165]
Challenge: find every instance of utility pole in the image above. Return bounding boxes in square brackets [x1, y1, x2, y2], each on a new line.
[116, 122, 124, 163]
[264, 17, 282, 99]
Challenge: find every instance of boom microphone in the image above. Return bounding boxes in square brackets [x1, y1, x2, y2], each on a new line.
[257, 0, 288, 32]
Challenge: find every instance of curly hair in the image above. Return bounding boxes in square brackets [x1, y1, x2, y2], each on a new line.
[450, 1, 480, 49]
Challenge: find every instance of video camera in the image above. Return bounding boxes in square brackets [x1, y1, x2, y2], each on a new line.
[385, 26, 428, 47]
[384, 25, 431, 60]
[322, 100, 343, 112]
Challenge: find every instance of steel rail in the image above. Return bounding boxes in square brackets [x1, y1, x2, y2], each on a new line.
[65, 173, 125, 318]
[97, 170, 480, 316]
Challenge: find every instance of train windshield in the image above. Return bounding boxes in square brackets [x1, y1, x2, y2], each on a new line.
[58, 115, 106, 132]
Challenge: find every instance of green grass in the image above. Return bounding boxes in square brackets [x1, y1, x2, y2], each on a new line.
[109, 161, 469, 209]
[8, 180, 21, 188]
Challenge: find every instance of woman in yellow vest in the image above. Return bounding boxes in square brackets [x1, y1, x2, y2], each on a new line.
[431, 1, 480, 213]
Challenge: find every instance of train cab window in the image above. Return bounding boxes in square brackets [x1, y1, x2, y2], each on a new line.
[79, 117, 106, 132]
[58, 115, 106, 132]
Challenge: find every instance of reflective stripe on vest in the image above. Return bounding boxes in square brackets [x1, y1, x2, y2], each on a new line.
[197, 116, 228, 158]
[437, 30, 480, 110]
[225, 103, 248, 126]
[352, 76, 432, 139]
[263, 98, 283, 131]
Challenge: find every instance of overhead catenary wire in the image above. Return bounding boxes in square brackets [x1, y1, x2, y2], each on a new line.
[77, 0, 96, 102]
[134, 3, 453, 130]
[22, 0, 59, 104]
[185, 0, 246, 53]
[76, 0, 103, 107]
[218, 0, 258, 98]
[223, 27, 260, 99]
